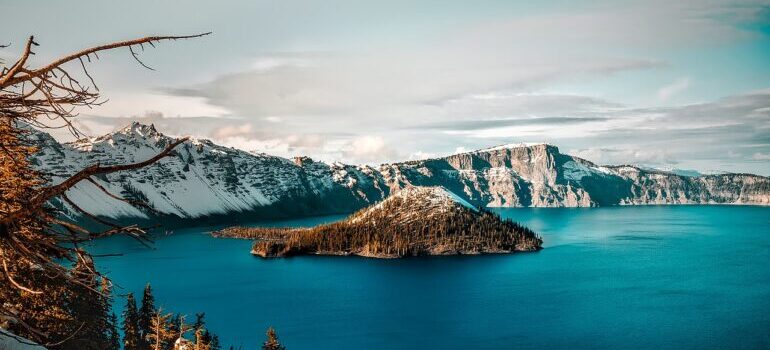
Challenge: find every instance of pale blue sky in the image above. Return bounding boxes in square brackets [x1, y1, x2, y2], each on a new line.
[2, 0, 769, 174]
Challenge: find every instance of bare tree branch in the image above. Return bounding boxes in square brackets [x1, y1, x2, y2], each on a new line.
[1, 33, 210, 88]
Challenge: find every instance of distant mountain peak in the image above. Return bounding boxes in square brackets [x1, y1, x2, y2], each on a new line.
[68, 121, 166, 150]
[117, 121, 160, 138]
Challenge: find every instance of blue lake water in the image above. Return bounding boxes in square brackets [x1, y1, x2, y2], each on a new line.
[88, 206, 770, 350]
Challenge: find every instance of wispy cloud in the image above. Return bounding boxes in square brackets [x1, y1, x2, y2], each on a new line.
[658, 78, 691, 101]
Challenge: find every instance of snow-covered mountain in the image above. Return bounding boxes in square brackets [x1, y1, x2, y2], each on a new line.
[30, 122, 370, 223]
[29, 122, 770, 224]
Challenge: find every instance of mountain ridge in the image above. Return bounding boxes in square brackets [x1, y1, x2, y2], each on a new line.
[29, 122, 770, 224]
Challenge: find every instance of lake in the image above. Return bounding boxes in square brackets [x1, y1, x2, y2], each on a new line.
[88, 206, 770, 350]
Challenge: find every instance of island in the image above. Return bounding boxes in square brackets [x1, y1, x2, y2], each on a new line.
[212, 186, 542, 258]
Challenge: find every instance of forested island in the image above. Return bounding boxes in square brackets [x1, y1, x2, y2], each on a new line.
[213, 186, 542, 258]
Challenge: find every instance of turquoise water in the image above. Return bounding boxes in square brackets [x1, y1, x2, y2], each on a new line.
[88, 206, 770, 350]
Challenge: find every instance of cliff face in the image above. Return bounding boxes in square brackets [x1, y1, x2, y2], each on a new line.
[613, 170, 770, 206]
[358, 144, 596, 208]
[336, 144, 770, 208]
[30, 123, 770, 223]
[214, 186, 542, 258]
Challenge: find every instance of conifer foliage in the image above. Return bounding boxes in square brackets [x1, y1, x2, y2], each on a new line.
[118, 284, 221, 350]
[108, 312, 121, 350]
[61, 253, 113, 350]
[192, 313, 220, 350]
[261, 327, 285, 350]
[123, 293, 142, 350]
[139, 283, 157, 350]
[147, 309, 174, 350]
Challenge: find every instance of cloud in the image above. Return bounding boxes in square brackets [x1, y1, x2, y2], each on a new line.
[155, 0, 761, 128]
[658, 78, 691, 101]
[569, 147, 679, 166]
[453, 147, 467, 154]
[408, 151, 438, 161]
[51, 88, 770, 176]
[213, 123, 254, 139]
[167, 52, 655, 125]
[250, 54, 319, 72]
[343, 136, 399, 164]
[414, 117, 610, 131]
[752, 152, 770, 160]
[558, 89, 770, 173]
[87, 92, 231, 121]
[285, 134, 326, 149]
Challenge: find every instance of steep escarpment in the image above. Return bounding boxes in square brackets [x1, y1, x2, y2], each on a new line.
[29, 123, 770, 224]
[612, 167, 770, 205]
[213, 186, 542, 258]
[363, 143, 595, 207]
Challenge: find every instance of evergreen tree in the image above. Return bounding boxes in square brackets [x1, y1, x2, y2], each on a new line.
[139, 283, 157, 349]
[146, 309, 174, 350]
[261, 327, 285, 350]
[61, 253, 111, 350]
[108, 312, 121, 350]
[0, 122, 75, 345]
[176, 314, 193, 343]
[123, 293, 142, 350]
[165, 312, 190, 349]
[0, 261, 74, 347]
[194, 328, 211, 350]
[190, 313, 221, 350]
[209, 334, 221, 350]
[193, 313, 206, 332]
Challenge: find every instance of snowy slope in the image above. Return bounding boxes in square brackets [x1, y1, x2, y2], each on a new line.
[0, 329, 47, 350]
[30, 122, 367, 221]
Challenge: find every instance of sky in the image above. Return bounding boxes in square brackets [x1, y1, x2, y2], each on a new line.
[2, 0, 770, 175]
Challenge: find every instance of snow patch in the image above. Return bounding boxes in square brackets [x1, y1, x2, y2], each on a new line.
[563, 161, 615, 181]
[0, 329, 47, 350]
[475, 142, 548, 153]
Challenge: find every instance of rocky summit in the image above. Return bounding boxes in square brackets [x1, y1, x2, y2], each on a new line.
[29, 122, 770, 224]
